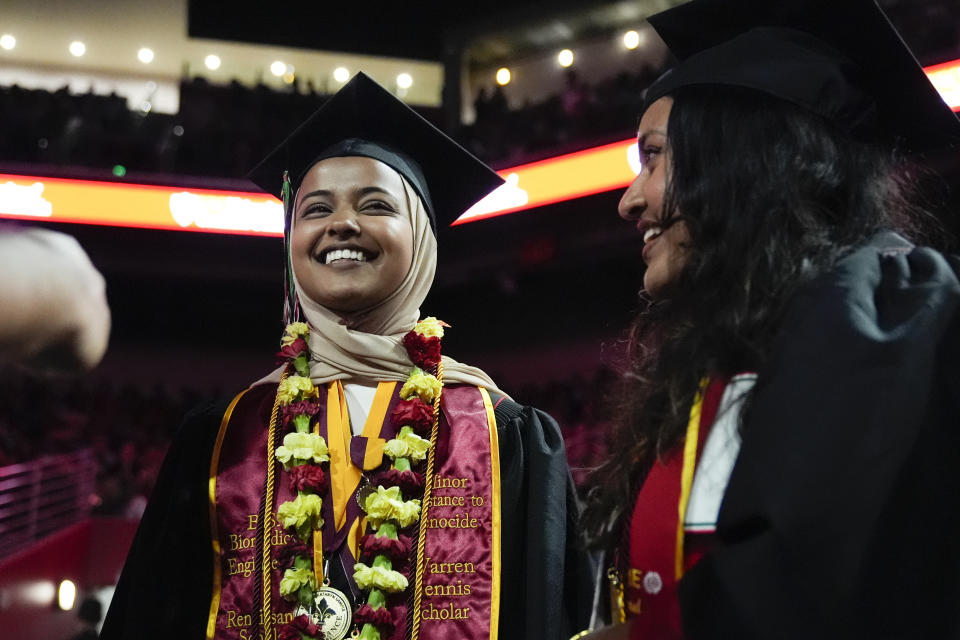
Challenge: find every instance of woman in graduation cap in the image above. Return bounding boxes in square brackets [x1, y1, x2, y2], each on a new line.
[581, 0, 960, 638]
[102, 73, 592, 640]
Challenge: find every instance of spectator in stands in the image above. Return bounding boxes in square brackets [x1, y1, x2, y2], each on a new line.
[583, 0, 960, 638]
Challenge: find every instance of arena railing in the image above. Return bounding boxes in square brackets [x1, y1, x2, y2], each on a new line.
[0, 449, 96, 557]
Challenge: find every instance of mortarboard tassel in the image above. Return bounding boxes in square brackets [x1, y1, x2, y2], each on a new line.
[281, 171, 302, 327]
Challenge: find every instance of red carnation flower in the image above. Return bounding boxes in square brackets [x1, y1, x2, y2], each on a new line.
[292, 614, 322, 636]
[359, 533, 412, 563]
[402, 332, 442, 370]
[274, 541, 310, 568]
[391, 398, 434, 435]
[289, 464, 328, 493]
[377, 468, 425, 495]
[276, 337, 308, 363]
[281, 400, 321, 425]
[354, 604, 395, 635]
[276, 626, 300, 640]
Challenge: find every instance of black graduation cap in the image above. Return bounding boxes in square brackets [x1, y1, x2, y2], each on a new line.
[247, 72, 504, 231]
[643, 0, 960, 152]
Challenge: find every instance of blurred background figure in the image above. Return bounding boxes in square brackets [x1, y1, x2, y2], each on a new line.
[70, 595, 103, 640]
[0, 228, 110, 372]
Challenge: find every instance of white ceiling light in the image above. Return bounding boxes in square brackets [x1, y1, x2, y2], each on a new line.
[0, 34, 15, 51]
[270, 60, 286, 77]
[558, 49, 574, 67]
[623, 30, 641, 50]
[496, 67, 511, 86]
[137, 48, 154, 64]
[57, 580, 76, 610]
[333, 67, 350, 83]
[396, 73, 413, 89]
[69, 41, 86, 57]
[204, 54, 221, 71]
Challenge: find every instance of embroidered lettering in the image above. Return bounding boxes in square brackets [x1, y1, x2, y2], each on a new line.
[226, 610, 253, 628]
[424, 513, 480, 529]
[230, 533, 256, 551]
[423, 495, 465, 508]
[227, 557, 255, 578]
[247, 514, 259, 530]
[426, 559, 476, 575]
[422, 601, 471, 620]
[424, 580, 472, 597]
[432, 475, 469, 489]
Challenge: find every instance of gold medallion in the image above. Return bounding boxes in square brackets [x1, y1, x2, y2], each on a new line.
[296, 585, 353, 640]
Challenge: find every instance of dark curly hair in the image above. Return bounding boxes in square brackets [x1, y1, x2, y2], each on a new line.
[582, 84, 938, 550]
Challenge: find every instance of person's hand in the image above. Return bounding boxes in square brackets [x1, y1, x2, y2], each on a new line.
[0, 228, 110, 371]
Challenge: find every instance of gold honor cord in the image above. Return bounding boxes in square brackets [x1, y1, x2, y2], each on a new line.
[675, 378, 708, 581]
[410, 359, 444, 640]
[261, 368, 289, 639]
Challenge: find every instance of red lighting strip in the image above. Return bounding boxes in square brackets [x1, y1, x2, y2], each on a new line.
[0, 59, 957, 233]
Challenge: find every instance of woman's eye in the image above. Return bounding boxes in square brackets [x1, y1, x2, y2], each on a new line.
[641, 146, 661, 165]
[362, 200, 395, 213]
[301, 203, 331, 216]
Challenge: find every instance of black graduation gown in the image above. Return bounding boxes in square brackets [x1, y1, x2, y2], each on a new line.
[679, 233, 960, 639]
[101, 389, 594, 640]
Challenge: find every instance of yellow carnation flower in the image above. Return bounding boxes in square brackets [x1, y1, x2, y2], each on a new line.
[353, 563, 409, 593]
[383, 427, 430, 463]
[400, 368, 441, 403]
[413, 317, 445, 339]
[275, 432, 329, 468]
[277, 493, 324, 537]
[277, 375, 317, 405]
[282, 322, 310, 346]
[279, 567, 316, 598]
[364, 485, 421, 528]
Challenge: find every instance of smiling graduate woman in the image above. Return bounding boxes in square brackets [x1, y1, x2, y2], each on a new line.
[580, 0, 960, 639]
[101, 74, 591, 640]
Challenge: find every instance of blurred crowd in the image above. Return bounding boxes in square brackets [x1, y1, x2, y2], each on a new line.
[463, 68, 659, 164]
[0, 67, 658, 180]
[0, 367, 613, 518]
[0, 372, 205, 517]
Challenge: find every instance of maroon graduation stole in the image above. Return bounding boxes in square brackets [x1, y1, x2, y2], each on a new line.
[204, 382, 500, 640]
[624, 378, 727, 639]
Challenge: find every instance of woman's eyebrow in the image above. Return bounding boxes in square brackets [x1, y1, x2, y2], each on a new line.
[638, 129, 668, 144]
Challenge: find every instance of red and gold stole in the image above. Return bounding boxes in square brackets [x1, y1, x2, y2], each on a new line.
[204, 383, 500, 640]
[624, 377, 727, 640]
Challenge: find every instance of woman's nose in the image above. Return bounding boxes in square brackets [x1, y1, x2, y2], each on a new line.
[618, 174, 646, 221]
[326, 209, 362, 236]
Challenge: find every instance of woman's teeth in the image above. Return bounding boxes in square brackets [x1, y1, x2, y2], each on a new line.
[324, 249, 368, 264]
[643, 227, 663, 244]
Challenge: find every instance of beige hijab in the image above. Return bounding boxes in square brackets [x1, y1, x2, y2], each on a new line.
[254, 161, 502, 393]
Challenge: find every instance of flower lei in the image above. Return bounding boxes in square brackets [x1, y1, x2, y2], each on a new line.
[272, 318, 446, 640]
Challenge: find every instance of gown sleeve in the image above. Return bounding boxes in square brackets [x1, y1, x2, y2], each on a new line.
[100, 399, 229, 640]
[678, 238, 960, 639]
[491, 394, 596, 640]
